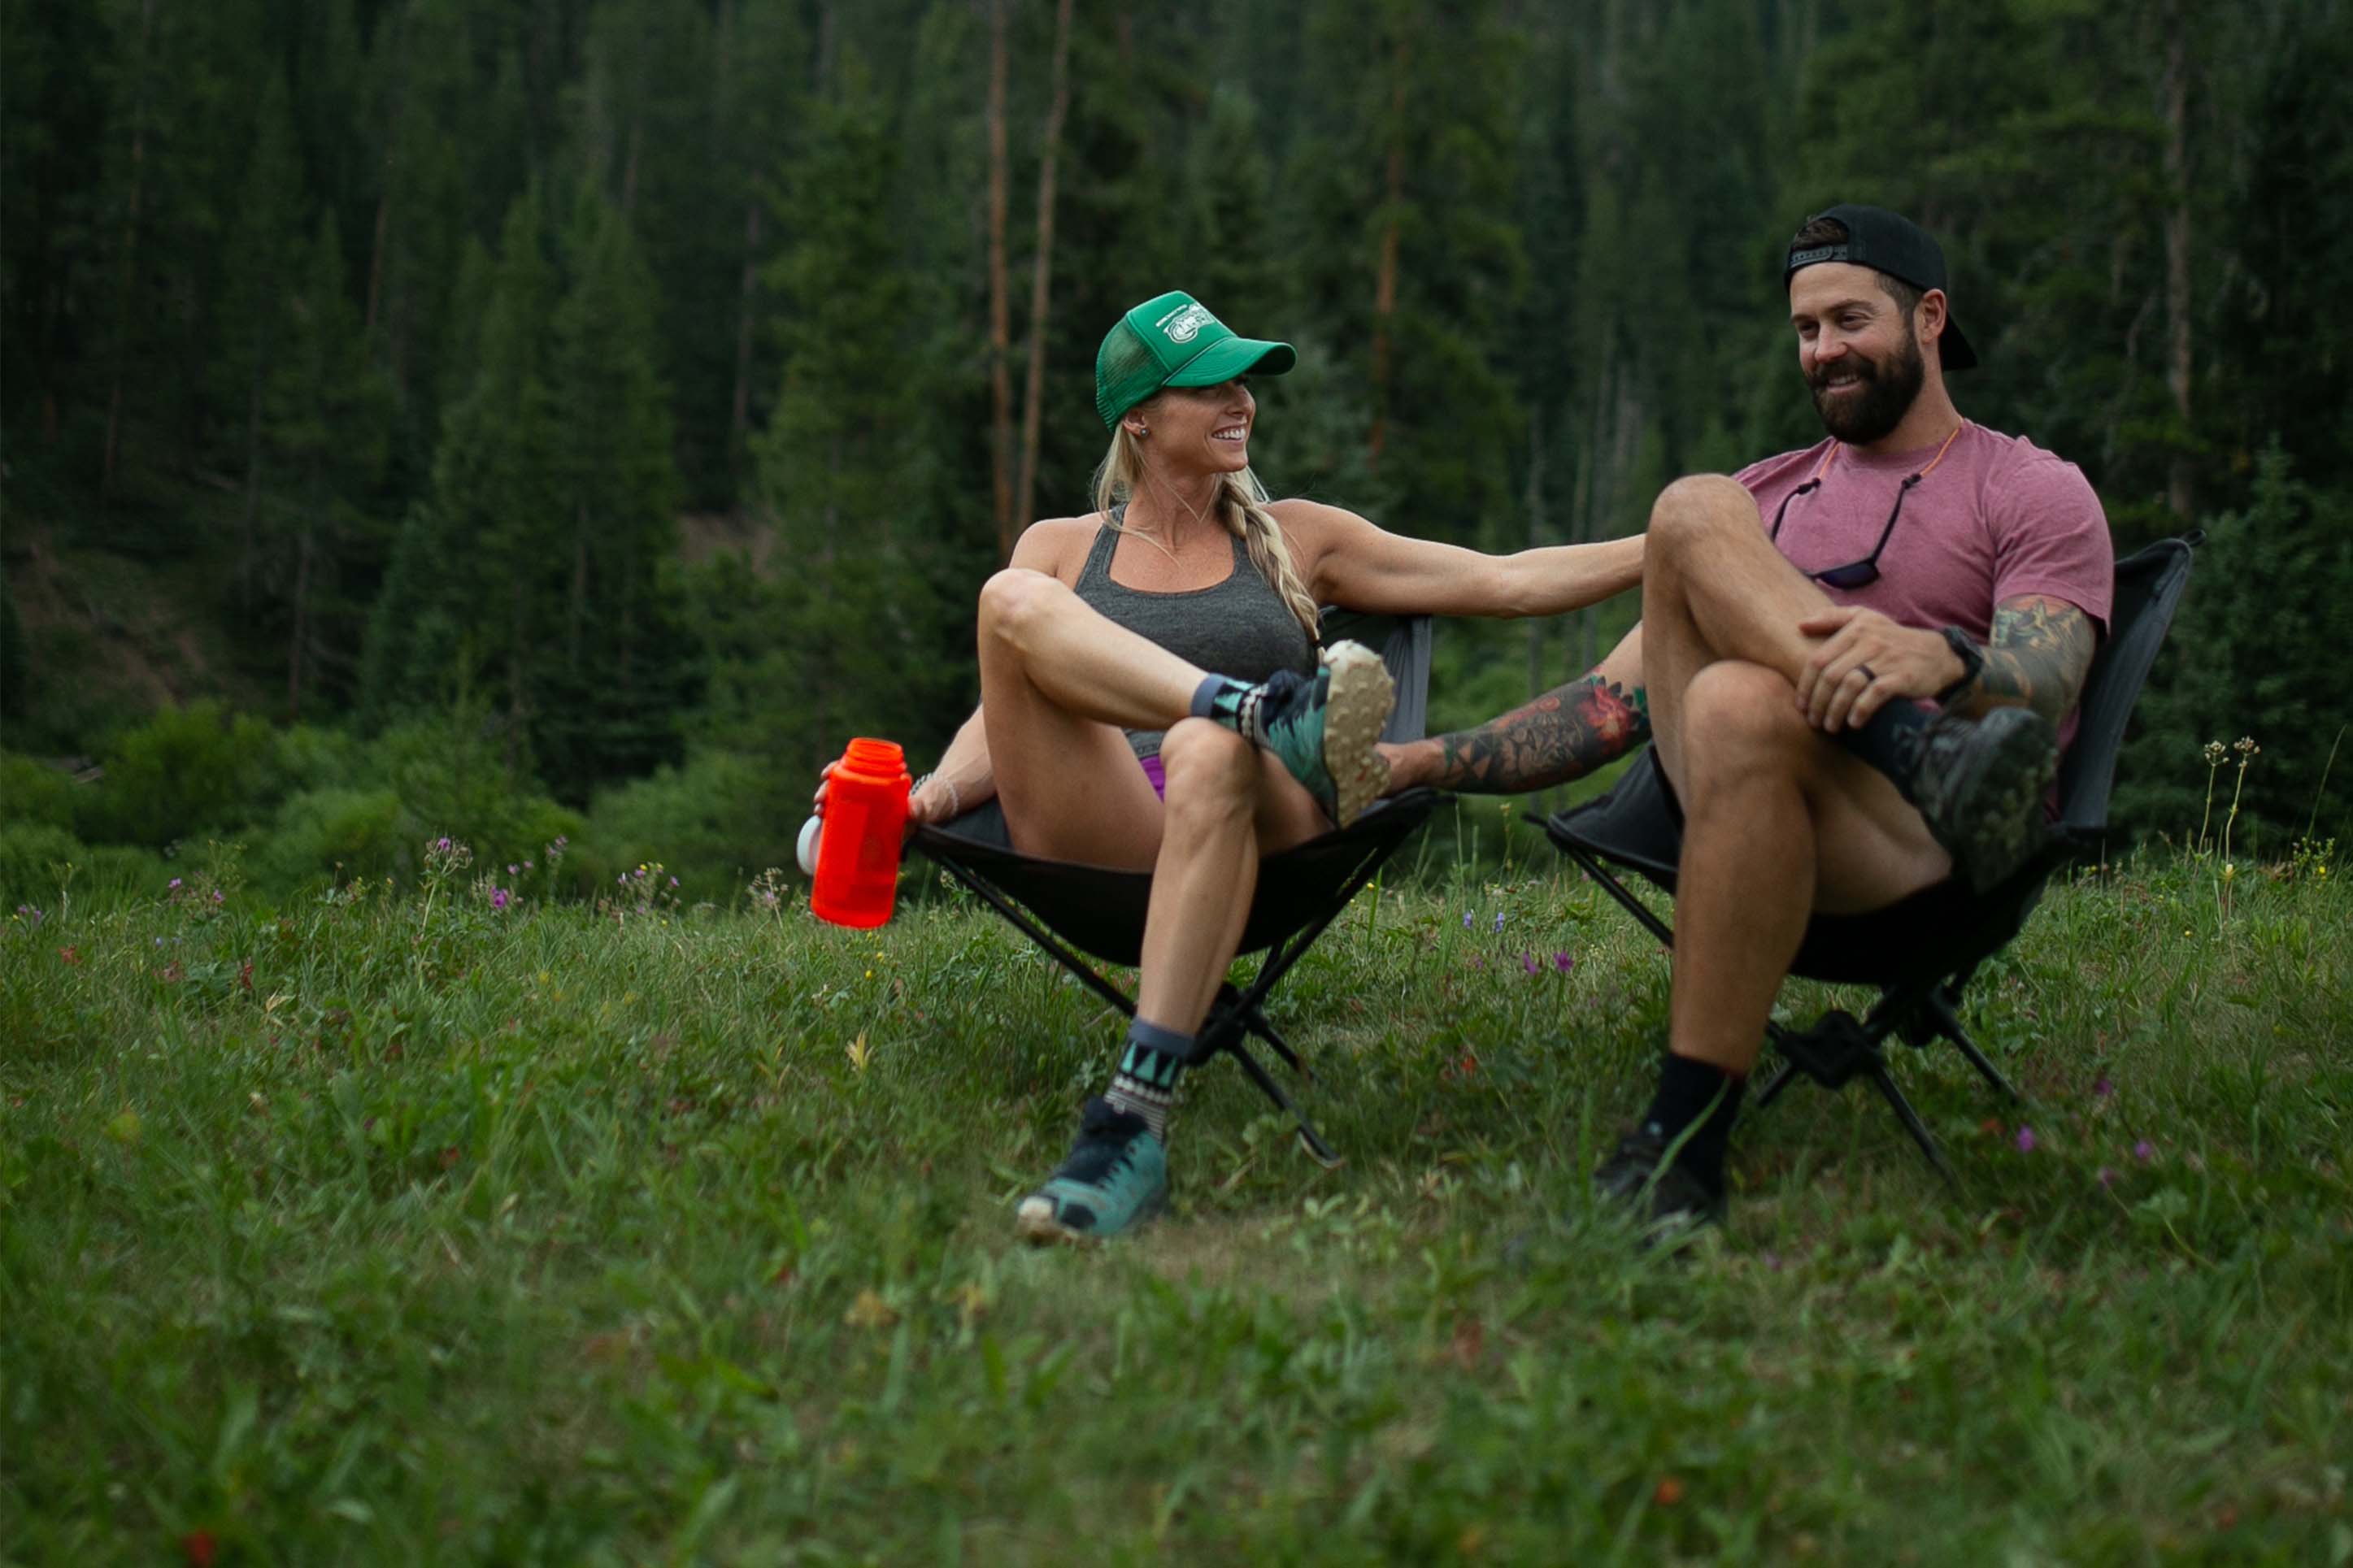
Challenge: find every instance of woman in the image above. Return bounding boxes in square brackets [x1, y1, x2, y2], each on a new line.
[828, 290, 1644, 1242]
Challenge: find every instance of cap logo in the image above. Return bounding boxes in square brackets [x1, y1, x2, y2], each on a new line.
[1158, 302, 1218, 344]
[1788, 244, 1851, 269]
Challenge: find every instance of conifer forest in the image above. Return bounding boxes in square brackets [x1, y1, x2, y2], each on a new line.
[4, 0, 2349, 901]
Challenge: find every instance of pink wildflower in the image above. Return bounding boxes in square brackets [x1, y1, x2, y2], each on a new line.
[2015, 1126, 2037, 1153]
[492, 888, 510, 910]
[1553, 951, 1574, 973]
[2133, 1139, 2155, 1162]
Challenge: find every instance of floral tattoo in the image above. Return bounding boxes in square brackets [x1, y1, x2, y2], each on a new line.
[1429, 674, 1652, 793]
[1974, 594, 2098, 724]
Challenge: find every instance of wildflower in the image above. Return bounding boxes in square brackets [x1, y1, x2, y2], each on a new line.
[2015, 1126, 2037, 1153]
[211, 889, 224, 905]
[2233, 736, 2259, 758]
[2093, 1076, 2112, 1098]
[508, 864, 520, 875]
[492, 888, 510, 911]
[1463, 910, 1473, 929]
[437, 837, 451, 852]
[524, 859, 534, 870]
[168, 877, 182, 891]
[1553, 951, 1574, 973]
[1492, 911, 1506, 932]
[2202, 741, 2226, 766]
[2133, 1139, 2155, 1162]
[1522, 952, 1540, 975]
[2222, 862, 2237, 883]
[669, 875, 679, 888]
[618, 874, 628, 884]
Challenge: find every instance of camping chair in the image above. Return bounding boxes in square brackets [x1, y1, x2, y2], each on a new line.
[913, 610, 1440, 1166]
[1541, 535, 2200, 1179]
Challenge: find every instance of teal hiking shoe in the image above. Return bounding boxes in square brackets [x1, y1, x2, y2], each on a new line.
[1255, 640, 1395, 827]
[1016, 1097, 1169, 1244]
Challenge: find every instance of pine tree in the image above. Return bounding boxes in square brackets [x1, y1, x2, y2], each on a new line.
[538, 192, 696, 792]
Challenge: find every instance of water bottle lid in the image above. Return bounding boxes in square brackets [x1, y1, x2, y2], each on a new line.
[837, 737, 909, 783]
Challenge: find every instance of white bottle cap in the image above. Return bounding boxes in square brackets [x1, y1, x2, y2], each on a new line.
[796, 814, 823, 876]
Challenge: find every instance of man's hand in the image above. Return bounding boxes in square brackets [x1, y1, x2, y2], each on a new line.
[1794, 606, 1964, 732]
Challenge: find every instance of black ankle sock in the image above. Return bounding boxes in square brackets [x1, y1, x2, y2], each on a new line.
[1640, 1053, 1747, 1195]
[1836, 700, 1935, 804]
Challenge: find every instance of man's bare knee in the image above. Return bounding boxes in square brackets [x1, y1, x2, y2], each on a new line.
[1158, 719, 1255, 812]
[1681, 661, 1808, 768]
[1648, 474, 1761, 562]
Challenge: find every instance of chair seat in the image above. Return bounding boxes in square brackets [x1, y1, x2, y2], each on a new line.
[916, 788, 1442, 968]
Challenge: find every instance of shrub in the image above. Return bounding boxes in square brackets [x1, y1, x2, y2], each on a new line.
[0, 822, 80, 906]
[574, 749, 792, 904]
[246, 787, 406, 896]
[80, 701, 276, 848]
[0, 752, 80, 831]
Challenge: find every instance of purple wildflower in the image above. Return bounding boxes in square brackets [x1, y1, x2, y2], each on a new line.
[2133, 1139, 2155, 1162]
[1493, 911, 1506, 932]
[2015, 1126, 2037, 1153]
[492, 888, 510, 911]
[1522, 952, 1539, 975]
[668, 875, 679, 888]
[2093, 1076, 2113, 1098]
[524, 860, 534, 870]
[168, 878, 182, 891]
[436, 837, 451, 852]
[1553, 951, 1574, 973]
[1468, 955, 1485, 971]
[1463, 911, 1473, 929]
[211, 889, 224, 905]
[508, 864, 520, 875]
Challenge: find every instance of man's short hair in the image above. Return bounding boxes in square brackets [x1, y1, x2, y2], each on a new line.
[1792, 215, 1925, 321]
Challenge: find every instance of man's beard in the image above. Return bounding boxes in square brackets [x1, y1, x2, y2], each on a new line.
[1809, 324, 1925, 445]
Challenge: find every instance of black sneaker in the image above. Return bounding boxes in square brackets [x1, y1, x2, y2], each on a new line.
[1592, 1123, 1728, 1231]
[1907, 706, 2058, 893]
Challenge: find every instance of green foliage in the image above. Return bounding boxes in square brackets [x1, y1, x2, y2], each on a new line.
[370, 702, 584, 880]
[0, 753, 79, 831]
[246, 785, 406, 894]
[2121, 448, 2353, 849]
[573, 749, 791, 906]
[80, 701, 278, 849]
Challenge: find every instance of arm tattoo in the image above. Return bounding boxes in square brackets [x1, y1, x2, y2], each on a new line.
[1429, 675, 1651, 793]
[1975, 595, 2098, 725]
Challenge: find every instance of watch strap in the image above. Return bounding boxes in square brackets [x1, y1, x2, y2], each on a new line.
[1934, 625, 1983, 706]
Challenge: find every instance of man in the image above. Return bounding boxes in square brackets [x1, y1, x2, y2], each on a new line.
[1382, 205, 2114, 1227]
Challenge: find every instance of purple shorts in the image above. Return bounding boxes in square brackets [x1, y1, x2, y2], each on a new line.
[1139, 753, 1167, 800]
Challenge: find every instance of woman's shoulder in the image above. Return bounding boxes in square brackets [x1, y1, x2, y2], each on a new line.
[1011, 512, 1107, 576]
[1265, 496, 1370, 538]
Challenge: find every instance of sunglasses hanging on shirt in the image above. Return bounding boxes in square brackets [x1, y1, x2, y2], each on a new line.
[1769, 420, 1967, 590]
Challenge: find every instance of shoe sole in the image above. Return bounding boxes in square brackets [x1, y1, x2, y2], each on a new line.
[1935, 706, 2059, 893]
[1320, 640, 1395, 827]
[1014, 1191, 1166, 1246]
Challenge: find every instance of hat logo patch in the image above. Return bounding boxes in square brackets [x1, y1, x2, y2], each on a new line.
[1159, 303, 1217, 343]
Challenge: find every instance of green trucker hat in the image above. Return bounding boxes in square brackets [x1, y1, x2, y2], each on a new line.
[1094, 291, 1297, 428]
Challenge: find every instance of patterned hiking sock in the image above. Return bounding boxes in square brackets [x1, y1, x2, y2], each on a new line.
[1103, 1016, 1193, 1140]
[1834, 700, 1935, 805]
[1638, 1052, 1748, 1197]
[1191, 673, 1277, 745]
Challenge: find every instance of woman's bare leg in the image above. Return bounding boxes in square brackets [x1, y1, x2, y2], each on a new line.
[1132, 722, 1329, 1033]
[976, 567, 1205, 868]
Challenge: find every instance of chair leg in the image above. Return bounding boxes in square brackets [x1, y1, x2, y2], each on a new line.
[1928, 990, 2023, 1102]
[1867, 1061, 1956, 1185]
[1224, 1038, 1343, 1168]
[1243, 1009, 1316, 1085]
[1755, 1057, 1803, 1108]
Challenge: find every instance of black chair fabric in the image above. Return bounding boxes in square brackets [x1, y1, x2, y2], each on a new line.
[1542, 535, 2199, 1173]
[913, 612, 1442, 1163]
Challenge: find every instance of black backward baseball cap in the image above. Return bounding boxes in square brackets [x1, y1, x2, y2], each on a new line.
[1783, 204, 1979, 371]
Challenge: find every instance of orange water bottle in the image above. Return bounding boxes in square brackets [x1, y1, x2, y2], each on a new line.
[810, 738, 911, 928]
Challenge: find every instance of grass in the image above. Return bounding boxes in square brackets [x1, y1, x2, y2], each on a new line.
[2, 837, 2346, 1564]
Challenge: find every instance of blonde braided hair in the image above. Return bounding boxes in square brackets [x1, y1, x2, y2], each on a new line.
[1090, 423, 1321, 644]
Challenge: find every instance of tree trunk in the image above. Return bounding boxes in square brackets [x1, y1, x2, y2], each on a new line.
[2162, 2, 2194, 521]
[1012, 0, 1073, 536]
[102, 0, 159, 504]
[986, 0, 1016, 558]
[287, 512, 314, 721]
[730, 199, 762, 471]
[1367, 40, 1408, 471]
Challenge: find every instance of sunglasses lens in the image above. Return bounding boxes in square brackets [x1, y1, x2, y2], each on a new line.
[1817, 562, 1880, 590]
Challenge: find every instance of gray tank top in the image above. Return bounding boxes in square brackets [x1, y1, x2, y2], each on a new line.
[1075, 511, 1316, 758]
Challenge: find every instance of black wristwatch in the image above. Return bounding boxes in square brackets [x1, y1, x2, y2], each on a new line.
[1934, 625, 1984, 706]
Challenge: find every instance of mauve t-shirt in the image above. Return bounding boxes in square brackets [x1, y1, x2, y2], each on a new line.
[1736, 421, 2115, 748]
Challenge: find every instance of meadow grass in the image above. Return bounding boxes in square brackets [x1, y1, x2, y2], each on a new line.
[2, 836, 2346, 1564]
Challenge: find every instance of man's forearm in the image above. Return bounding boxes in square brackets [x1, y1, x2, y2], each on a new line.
[1951, 596, 2097, 726]
[1404, 672, 1651, 794]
